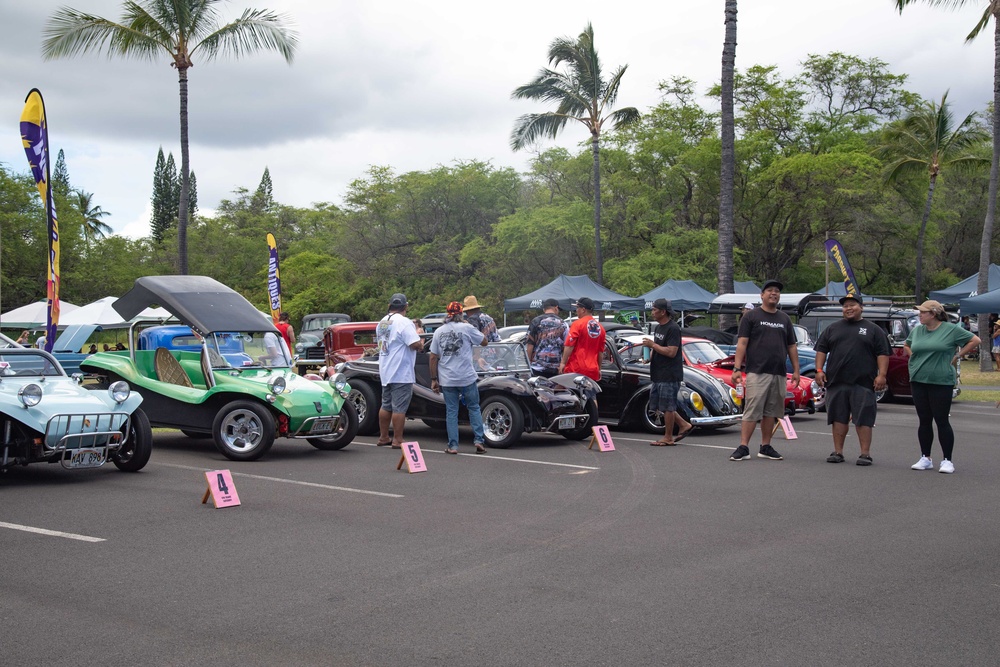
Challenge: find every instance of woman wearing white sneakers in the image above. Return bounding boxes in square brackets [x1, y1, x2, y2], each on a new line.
[904, 300, 980, 473]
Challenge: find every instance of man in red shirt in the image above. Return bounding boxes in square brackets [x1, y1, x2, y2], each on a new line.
[275, 312, 296, 352]
[559, 297, 606, 381]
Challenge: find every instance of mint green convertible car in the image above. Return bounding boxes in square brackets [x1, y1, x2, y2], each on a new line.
[80, 276, 358, 461]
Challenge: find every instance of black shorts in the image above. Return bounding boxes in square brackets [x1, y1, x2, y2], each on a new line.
[825, 383, 877, 428]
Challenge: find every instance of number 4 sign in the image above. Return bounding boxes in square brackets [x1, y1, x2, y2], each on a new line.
[587, 425, 616, 451]
[201, 469, 241, 508]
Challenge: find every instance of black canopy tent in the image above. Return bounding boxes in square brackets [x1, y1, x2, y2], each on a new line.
[638, 279, 715, 312]
[503, 275, 644, 314]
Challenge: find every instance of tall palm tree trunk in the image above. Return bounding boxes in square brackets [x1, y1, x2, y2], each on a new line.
[592, 133, 603, 284]
[915, 174, 937, 304]
[718, 0, 737, 329]
[979, 18, 1000, 370]
[178, 66, 191, 275]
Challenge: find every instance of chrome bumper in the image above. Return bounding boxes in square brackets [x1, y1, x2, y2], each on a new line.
[690, 414, 742, 426]
[543, 413, 590, 433]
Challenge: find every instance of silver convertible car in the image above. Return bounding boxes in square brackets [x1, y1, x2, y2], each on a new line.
[0, 336, 151, 473]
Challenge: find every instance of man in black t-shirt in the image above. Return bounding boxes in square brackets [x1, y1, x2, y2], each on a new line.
[813, 294, 890, 466]
[729, 280, 799, 462]
[642, 298, 692, 446]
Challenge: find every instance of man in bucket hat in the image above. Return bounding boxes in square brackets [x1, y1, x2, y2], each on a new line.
[463, 295, 500, 342]
[375, 293, 424, 448]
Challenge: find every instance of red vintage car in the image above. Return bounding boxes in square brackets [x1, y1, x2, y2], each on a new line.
[323, 322, 379, 371]
[617, 335, 820, 415]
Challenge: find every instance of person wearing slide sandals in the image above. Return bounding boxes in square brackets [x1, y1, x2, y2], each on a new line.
[643, 298, 693, 447]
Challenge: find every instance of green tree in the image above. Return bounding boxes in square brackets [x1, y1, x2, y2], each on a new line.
[252, 166, 274, 213]
[510, 22, 640, 284]
[150, 147, 172, 241]
[52, 149, 70, 196]
[72, 190, 113, 243]
[43, 0, 298, 274]
[875, 92, 989, 302]
[896, 0, 1000, 369]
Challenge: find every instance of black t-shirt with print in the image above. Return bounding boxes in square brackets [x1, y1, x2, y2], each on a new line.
[736, 307, 795, 376]
[650, 320, 684, 382]
[813, 317, 891, 387]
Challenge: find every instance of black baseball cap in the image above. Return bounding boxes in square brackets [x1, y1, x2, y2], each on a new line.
[572, 297, 596, 311]
[389, 293, 407, 308]
[838, 294, 862, 305]
[761, 279, 783, 292]
[542, 298, 560, 309]
[651, 298, 674, 313]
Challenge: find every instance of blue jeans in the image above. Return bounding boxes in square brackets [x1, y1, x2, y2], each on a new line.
[442, 382, 485, 449]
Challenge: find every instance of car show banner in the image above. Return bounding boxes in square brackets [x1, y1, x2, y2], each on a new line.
[20, 88, 60, 351]
[824, 238, 860, 299]
[266, 232, 282, 321]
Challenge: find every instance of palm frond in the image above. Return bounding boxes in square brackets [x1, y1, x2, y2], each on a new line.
[192, 9, 298, 62]
[42, 8, 162, 61]
[510, 112, 575, 150]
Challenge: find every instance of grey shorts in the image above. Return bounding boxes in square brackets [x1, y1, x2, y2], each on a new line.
[649, 381, 680, 413]
[825, 383, 878, 428]
[380, 382, 413, 414]
[742, 372, 787, 421]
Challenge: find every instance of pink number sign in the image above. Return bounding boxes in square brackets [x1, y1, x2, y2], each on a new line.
[779, 416, 798, 440]
[591, 425, 616, 451]
[202, 469, 241, 508]
[398, 441, 427, 473]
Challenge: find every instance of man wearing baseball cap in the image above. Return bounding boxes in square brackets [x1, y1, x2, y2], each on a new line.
[813, 294, 891, 466]
[642, 298, 693, 446]
[375, 293, 424, 448]
[559, 297, 606, 381]
[729, 279, 799, 461]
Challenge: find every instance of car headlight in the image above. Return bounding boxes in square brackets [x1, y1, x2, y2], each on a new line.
[109, 380, 131, 403]
[690, 391, 705, 413]
[328, 372, 349, 396]
[18, 383, 42, 407]
[268, 376, 287, 395]
[528, 376, 555, 389]
[729, 386, 742, 406]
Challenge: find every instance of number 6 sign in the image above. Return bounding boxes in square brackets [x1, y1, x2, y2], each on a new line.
[587, 425, 616, 451]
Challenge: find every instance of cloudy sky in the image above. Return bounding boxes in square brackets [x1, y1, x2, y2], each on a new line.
[1, 0, 994, 238]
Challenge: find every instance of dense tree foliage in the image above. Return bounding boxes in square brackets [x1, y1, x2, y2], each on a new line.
[2, 53, 997, 334]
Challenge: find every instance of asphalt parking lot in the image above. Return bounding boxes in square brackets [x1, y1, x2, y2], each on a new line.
[3, 401, 1000, 666]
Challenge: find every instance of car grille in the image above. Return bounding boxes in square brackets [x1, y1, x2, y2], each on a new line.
[304, 345, 325, 360]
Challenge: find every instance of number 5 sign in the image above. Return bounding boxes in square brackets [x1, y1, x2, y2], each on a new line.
[201, 469, 241, 508]
[587, 425, 616, 451]
[396, 442, 428, 473]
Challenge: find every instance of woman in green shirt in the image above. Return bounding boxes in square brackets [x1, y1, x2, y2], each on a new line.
[904, 300, 980, 474]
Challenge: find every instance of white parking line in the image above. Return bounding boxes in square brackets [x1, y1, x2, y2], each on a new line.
[355, 441, 600, 470]
[0, 521, 104, 542]
[156, 463, 404, 498]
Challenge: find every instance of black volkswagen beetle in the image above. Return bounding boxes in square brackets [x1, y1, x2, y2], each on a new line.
[337, 341, 600, 449]
[599, 339, 742, 434]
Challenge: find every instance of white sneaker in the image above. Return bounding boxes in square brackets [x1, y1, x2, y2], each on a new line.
[939, 460, 955, 474]
[911, 456, 933, 470]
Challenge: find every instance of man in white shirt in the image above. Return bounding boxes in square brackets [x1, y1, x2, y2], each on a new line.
[376, 293, 424, 448]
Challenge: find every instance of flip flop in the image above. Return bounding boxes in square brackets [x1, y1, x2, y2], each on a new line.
[649, 440, 675, 446]
[673, 428, 693, 443]
[376, 439, 392, 447]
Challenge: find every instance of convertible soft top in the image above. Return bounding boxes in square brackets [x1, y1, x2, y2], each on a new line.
[113, 276, 278, 335]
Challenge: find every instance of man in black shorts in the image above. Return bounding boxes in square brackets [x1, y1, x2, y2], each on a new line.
[642, 298, 692, 446]
[729, 280, 799, 461]
[813, 294, 890, 466]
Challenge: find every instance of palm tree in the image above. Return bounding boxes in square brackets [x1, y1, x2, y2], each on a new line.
[895, 1, 1000, 370]
[510, 23, 640, 284]
[719, 0, 738, 326]
[42, 0, 297, 274]
[73, 190, 113, 242]
[874, 92, 989, 303]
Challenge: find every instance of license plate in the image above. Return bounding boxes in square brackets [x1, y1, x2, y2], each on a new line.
[311, 419, 334, 435]
[557, 416, 576, 430]
[67, 448, 107, 469]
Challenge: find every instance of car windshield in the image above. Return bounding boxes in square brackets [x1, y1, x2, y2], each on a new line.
[684, 340, 728, 364]
[473, 342, 531, 375]
[207, 332, 292, 369]
[0, 351, 63, 377]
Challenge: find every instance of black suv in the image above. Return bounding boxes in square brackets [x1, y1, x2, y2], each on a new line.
[799, 304, 919, 347]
